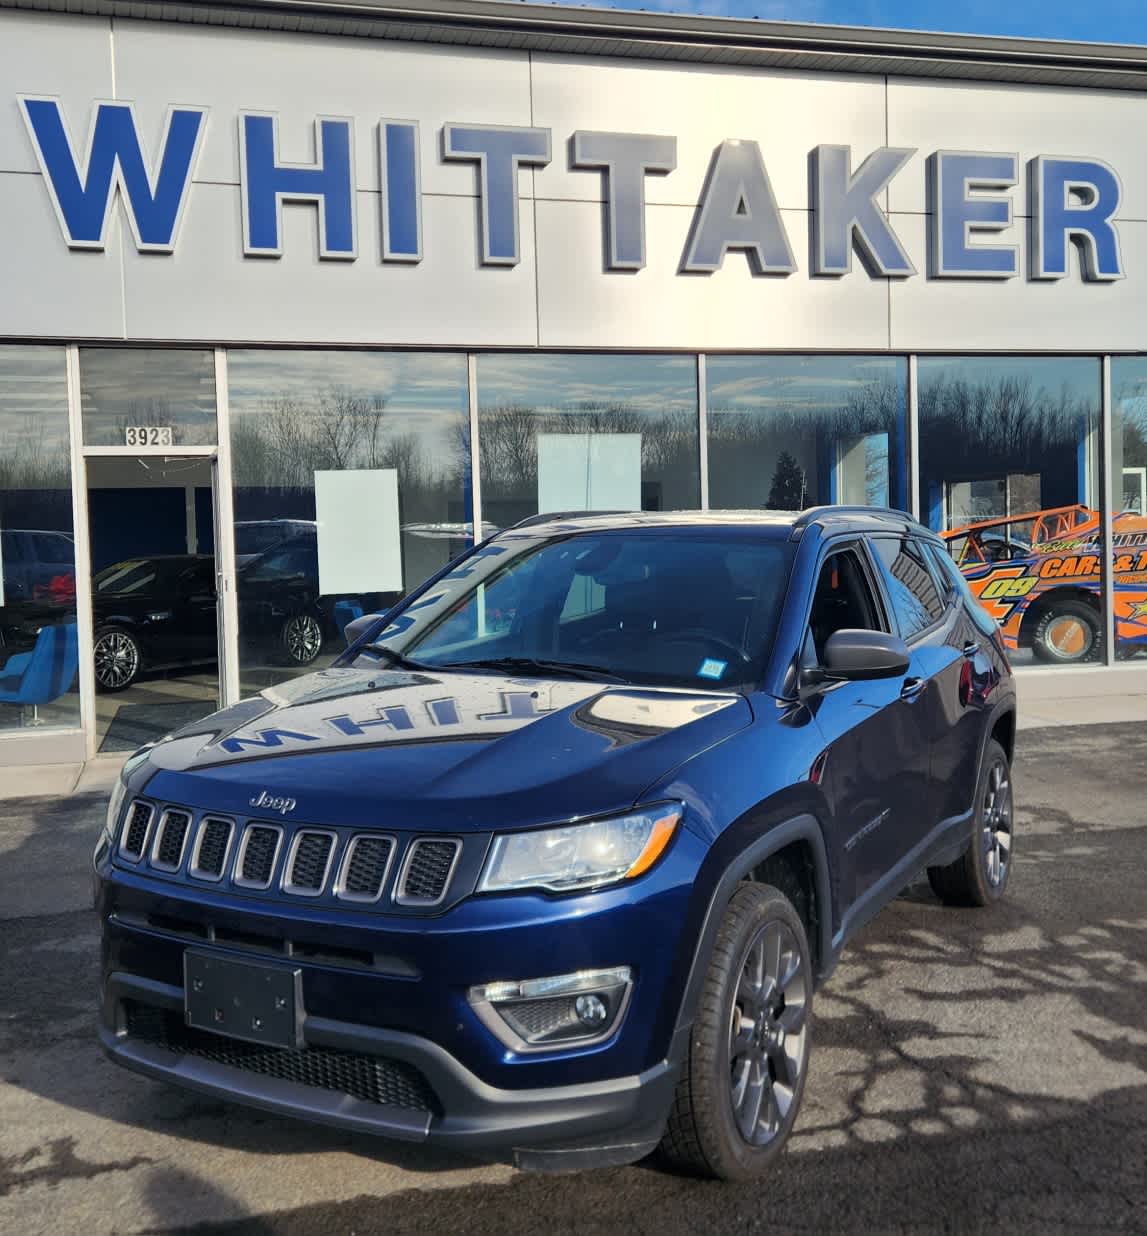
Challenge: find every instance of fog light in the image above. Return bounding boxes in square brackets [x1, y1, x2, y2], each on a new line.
[469, 966, 632, 1053]
[575, 994, 608, 1026]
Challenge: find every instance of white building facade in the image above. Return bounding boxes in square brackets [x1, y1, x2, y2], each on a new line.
[2, 0, 1147, 767]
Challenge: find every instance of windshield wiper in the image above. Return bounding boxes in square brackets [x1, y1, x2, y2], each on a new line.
[435, 656, 628, 683]
[362, 643, 429, 671]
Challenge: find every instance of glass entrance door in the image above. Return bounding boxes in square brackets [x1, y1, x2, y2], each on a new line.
[85, 454, 220, 753]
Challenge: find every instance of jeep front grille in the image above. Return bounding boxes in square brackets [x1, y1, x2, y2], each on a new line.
[397, 838, 461, 906]
[123, 1002, 438, 1113]
[284, 831, 336, 896]
[336, 835, 396, 903]
[151, 810, 192, 872]
[190, 818, 233, 881]
[235, 824, 282, 889]
[120, 801, 153, 861]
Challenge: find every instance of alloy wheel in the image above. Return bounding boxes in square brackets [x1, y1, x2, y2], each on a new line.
[982, 759, 1013, 887]
[727, 919, 809, 1147]
[284, 614, 322, 663]
[94, 631, 139, 690]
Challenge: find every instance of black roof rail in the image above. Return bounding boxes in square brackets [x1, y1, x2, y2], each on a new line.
[507, 510, 627, 531]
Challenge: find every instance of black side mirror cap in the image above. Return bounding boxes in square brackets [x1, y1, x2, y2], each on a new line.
[343, 612, 385, 647]
[815, 629, 910, 682]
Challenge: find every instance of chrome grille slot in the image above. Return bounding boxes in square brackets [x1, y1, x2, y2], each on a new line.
[119, 801, 154, 861]
[235, 824, 283, 890]
[190, 817, 234, 881]
[335, 834, 396, 903]
[397, 838, 461, 907]
[283, 830, 337, 896]
[151, 809, 192, 872]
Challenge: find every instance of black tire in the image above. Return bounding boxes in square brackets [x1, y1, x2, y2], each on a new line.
[927, 738, 1014, 908]
[278, 613, 323, 666]
[1030, 599, 1101, 665]
[659, 883, 812, 1181]
[93, 626, 142, 693]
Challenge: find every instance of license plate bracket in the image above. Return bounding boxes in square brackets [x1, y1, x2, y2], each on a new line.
[184, 951, 303, 1049]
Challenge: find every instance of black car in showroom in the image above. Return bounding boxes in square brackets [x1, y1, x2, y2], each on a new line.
[92, 551, 330, 692]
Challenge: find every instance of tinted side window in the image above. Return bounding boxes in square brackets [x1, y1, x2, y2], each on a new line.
[808, 548, 882, 662]
[870, 536, 945, 640]
[925, 541, 999, 638]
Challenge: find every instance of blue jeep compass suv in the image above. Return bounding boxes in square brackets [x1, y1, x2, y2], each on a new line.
[95, 507, 1016, 1180]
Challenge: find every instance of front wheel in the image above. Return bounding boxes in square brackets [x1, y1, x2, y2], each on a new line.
[93, 627, 142, 692]
[927, 738, 1013, 907]
[278, 613, 323, 666]
[659, 883, 812, 1181]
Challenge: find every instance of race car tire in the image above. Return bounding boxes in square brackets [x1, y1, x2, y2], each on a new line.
[1030, 599, 1101, 665]
[928, 739, 1013, 908]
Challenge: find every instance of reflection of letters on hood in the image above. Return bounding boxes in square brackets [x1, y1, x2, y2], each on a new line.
[179, 672, 742, 770]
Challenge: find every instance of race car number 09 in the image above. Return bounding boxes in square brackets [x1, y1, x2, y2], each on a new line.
[124, 426, 174, 447]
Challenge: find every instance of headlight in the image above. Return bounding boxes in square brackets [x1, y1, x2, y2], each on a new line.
[477, 805, 681, 895]
[101, 775, 128, 850]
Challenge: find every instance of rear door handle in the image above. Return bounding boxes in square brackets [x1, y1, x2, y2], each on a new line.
[900, 677, 926, 701]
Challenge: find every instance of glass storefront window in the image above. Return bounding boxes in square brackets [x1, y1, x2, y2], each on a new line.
[920, 356, 1102, 668]
[228, 350, 470, 692]
[706, 355, 908, 512]
[1109, 359, 1147, 662]
[80, 348, 217, 446]
[0, 347, 79, 733]
[475, 354, 700, 528]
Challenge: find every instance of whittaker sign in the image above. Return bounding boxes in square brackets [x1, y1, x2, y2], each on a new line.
[17, 97, 1126, 284]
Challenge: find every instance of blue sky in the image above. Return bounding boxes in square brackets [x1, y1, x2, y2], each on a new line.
[585, 0, 1147, 45]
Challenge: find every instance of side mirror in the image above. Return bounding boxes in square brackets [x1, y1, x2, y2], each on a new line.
[343, 612, 385, 647]
[813, 629, 910, 683]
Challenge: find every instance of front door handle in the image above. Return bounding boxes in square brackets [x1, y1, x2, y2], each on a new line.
[962, 641, 978, 659]
[900, 677, 926, 701]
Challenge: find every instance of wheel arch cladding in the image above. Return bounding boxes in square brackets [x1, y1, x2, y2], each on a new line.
[990, 709, 1016, 765]
[672, 815, 832, 1048]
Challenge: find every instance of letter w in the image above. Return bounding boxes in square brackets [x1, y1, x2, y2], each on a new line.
[19, 97, 207, 252]
[219, 727, 318, 754]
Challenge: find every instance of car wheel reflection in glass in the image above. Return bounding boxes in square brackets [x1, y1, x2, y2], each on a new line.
[280, 614, 323, 665]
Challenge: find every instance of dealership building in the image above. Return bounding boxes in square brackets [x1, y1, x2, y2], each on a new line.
[3, 0, 1147, 768]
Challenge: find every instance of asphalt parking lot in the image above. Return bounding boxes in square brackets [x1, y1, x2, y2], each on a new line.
[1, 723, 1145, 1235]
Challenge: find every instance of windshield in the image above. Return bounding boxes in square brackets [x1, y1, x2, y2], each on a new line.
[357, 528, 792, 689]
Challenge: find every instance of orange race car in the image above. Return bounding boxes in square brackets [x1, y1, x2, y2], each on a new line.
[942, 504, 1147, 664]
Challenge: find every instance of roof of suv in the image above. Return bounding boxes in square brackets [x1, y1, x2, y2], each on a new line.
[507, 507, 929, 539]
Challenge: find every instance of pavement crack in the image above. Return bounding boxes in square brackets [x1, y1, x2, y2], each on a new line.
[0, 1136, 153, 1197]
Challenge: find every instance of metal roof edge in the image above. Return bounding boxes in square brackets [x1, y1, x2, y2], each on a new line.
[4, 0, 1147, 91]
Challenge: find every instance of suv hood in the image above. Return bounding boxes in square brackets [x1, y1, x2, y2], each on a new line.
[139, 666, 752, 830]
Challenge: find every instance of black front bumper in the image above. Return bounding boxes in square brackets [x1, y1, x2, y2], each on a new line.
[101, 971, 681, 1170]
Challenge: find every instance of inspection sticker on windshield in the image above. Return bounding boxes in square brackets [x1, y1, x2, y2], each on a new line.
[697, 658, 727, 681]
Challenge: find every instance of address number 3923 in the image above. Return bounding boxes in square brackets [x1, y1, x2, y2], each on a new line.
[124, 426, 174, 447]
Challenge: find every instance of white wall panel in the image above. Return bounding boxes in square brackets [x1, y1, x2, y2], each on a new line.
[536, 199, 890, 350]
[532, 55, 886, 212]
[887, 79, 1147, 220]
[112, 20, 532, 196]
[0, 11, 113, 175]
[122, 185, 538, 346]
[0, 172, 123, 338]
[889, 212, 1147, 351]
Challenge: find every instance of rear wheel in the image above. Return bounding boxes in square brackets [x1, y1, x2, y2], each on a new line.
[660, 883, 811, 1181]
[928, 738, 1013, 907]
[1030, 599, 1100, 664]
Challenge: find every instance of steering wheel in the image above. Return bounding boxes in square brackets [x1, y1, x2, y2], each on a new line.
[655, 629, 751, 664]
